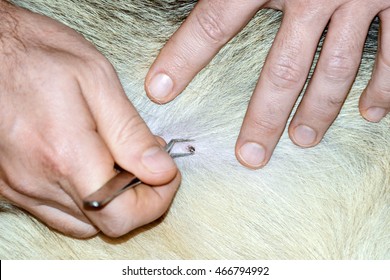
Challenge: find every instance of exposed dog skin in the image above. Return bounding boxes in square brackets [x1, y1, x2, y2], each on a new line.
[0, 0, 389, 259]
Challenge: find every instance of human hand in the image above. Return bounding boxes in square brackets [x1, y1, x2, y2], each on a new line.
[0, 2, 179, 238]
[145, 0, 390, 169]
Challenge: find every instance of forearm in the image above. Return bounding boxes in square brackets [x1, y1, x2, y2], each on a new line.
[0, 0, 11, 12]
[0, 1, 17, 37]
[0, 1, 31, 57]
[0, 0, 24, 92]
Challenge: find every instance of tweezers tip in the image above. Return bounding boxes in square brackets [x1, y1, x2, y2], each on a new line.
[83, 200, 101, 209]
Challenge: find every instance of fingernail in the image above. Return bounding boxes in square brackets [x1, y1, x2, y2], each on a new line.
[293, 125, 317, 146]
[142, 146, 176, 173]
[148, 73, 173, 101]
[365, 107, 387, 122]
[238, 142, 266, 168]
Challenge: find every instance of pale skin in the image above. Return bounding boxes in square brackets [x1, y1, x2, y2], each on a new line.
[1, 0, 390, 239]
[145, 0, 390, 169]
[0, 2, 179, 238]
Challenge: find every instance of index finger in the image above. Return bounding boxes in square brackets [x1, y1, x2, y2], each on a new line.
[145, 0, 265, 103]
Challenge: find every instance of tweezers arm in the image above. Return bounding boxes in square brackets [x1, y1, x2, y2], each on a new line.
[83, 171, 141, 209]
[82, 138, 194, 210]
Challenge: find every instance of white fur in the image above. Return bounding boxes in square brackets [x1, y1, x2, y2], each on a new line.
[0, 0, 389, 259]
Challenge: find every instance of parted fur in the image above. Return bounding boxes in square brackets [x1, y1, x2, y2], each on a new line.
[0, 0, 389, 259]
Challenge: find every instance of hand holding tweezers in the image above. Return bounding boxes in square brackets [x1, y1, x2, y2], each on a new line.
[83, 139, 194, 209]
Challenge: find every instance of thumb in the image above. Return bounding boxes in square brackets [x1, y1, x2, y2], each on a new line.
[80, 61, 177, 185]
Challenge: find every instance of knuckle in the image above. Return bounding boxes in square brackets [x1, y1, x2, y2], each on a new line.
[84, 54, 116, 78]
[40, 138, 74, 178]
[368, 83, 390, 105]
[308, 102, 339, 123]
[325, 94, 345, 107]
[99, 214, 132, 238]
[101, 226, 126, 238]
[250, 117, 280, 136]
[60, 222, 98, 239]
[373, 84, 390, 101]
[320, 51, 358, 82]
[287, 0, 317, 10]
[169, 49, 193, 74]
[112, 114, 147, 149]
[266, 57, 303, 91]
[364, 55, 390, 106]
[379, 52, 390, 74]
[194, 2, 229, 44]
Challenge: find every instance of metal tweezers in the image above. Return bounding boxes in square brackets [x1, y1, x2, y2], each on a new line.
[83, 139, 194, 209]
